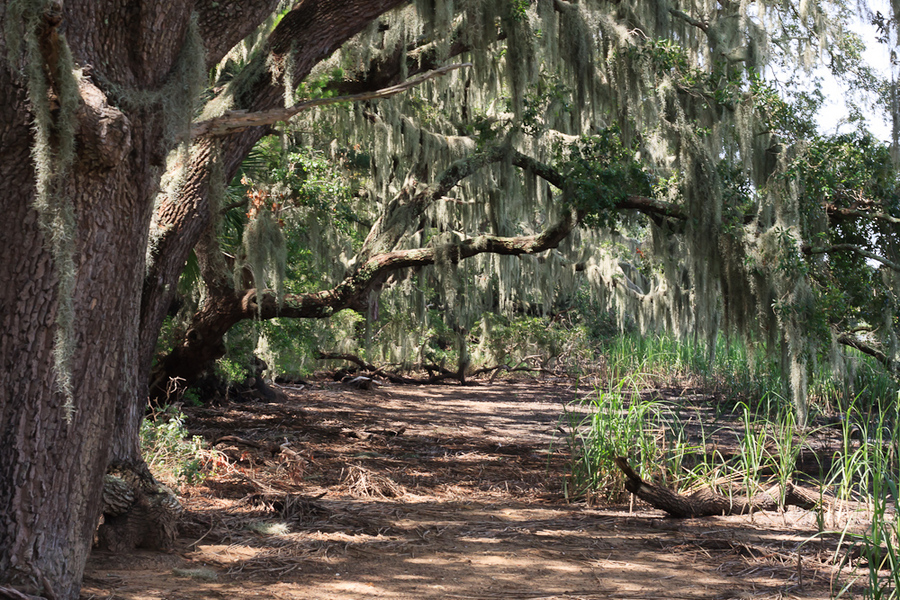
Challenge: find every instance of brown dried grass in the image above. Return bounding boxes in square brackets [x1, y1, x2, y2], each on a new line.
[341, 464, 407, 498]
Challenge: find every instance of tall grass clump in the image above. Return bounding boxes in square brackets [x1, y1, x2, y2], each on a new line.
[558, 384, 816, 510]
[810, 353, 899, 417]
[599, 333, 782, 405]
[557, 378, 700, 503]
[724, 397, 808, 514]
[596, 331, 898, 420]
[832, 394, 900, 599]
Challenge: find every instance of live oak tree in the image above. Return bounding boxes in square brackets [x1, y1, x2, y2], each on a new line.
[0, 1, 405, 598]
[1, 1, 898, 600]
[157, 0, 899, 423]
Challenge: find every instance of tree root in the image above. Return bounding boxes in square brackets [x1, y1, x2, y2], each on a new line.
[95, 463, 183, 552]
[0, 587, 48, 600]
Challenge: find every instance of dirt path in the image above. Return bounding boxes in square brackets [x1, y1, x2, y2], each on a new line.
[83, 381, 849, 599]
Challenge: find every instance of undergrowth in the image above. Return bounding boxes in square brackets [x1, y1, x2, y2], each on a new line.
[560, 335, 900, 599]
[141, 406, 219, 489]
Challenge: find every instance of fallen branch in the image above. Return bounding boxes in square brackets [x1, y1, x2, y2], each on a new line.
[0, 587, 47, 600]
[192, 63, 471, 138]
[472, 361, 556, 383]
[315, 351, 553, 385]
[315, 351, 418, 384]
[614, 456, 819, 518]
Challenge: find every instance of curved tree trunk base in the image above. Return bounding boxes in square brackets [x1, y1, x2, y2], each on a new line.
[614, 457, 820, 518]
[95, 463, 183, 553]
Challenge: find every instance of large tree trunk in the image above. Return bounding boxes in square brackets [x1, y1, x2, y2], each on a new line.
[0, 66, 156, 600]
[0, 2, 189, 598]
[0, 3, 416, 598]
[140, 0, 407, 402]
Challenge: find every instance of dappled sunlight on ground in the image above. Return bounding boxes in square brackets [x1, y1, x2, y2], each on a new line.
[83, 380, 857, 599]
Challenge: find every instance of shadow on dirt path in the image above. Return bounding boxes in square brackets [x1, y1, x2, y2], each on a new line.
[82, 380, 849, 600]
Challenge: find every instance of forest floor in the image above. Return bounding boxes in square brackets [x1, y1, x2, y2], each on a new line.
[81, 379, 870, 600]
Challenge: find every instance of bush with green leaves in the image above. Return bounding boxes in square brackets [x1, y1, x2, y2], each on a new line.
[141, 407, 214, 488]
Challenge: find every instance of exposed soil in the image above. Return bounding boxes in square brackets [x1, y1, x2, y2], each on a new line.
[82, 379, 867, 600]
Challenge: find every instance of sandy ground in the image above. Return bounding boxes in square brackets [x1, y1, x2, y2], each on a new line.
[81, 379, 862, 600]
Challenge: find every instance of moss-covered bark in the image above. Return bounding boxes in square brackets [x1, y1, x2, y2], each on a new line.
[0, 2, 410, 598]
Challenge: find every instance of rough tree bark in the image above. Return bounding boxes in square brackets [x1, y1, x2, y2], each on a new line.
[0, 2, 404, 599]
[0, 3, 184, 596]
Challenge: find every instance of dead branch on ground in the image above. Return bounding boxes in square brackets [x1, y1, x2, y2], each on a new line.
[614, 456, 820, 518]
[316, 351, 554, 385]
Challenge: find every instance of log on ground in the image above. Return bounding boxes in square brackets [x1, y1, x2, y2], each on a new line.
[614, 456, 819, 518]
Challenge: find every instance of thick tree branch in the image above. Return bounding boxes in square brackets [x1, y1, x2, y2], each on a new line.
[329, 30, 481, 96]
[248, 208, 578, 321]
[836, 332, 898, 374]
[616, 195, 688, 220]
[823, 203, 900, 226]
[358, 143, 511, 259]
[195, 0, 281, 67]
[511, 151, 566, 188]
[803, 243, 900, 272]
[614, 456, 819, 518]
[668, 8, 709, 32]
[511, 151, 687, 221]
[191, 63, 472, 138]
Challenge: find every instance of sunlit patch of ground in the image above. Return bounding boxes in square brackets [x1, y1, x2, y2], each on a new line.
[83, 380, 862, 600]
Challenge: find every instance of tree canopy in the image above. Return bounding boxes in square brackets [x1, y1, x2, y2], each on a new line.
[157, 0, 899, 428]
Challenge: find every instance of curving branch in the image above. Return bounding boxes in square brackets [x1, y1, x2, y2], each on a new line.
[668, 8, 709, 32]
[195, 0, 281, 67]
[249, 208, 579, 320]
[836, 332, 899, 375]
[616, 194, 687, 221]
[358, 143, 511, 259]
[823, 203, 900, 226]
[328, 28, 482, 96]
[803, 243, 900, 272]
[511, 151, 687, 221]
[191, 63, 472, 138]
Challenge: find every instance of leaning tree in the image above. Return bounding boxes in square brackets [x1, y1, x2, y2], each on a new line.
[1, 1, 898, 599]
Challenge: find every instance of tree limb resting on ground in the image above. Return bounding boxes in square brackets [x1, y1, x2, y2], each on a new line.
[614, 457, 819, 518]
[315, 351, 552, 385]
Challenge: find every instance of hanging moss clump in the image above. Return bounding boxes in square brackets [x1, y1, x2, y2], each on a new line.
[239, 199, 287, 312]
[6, 0, 82, 421]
